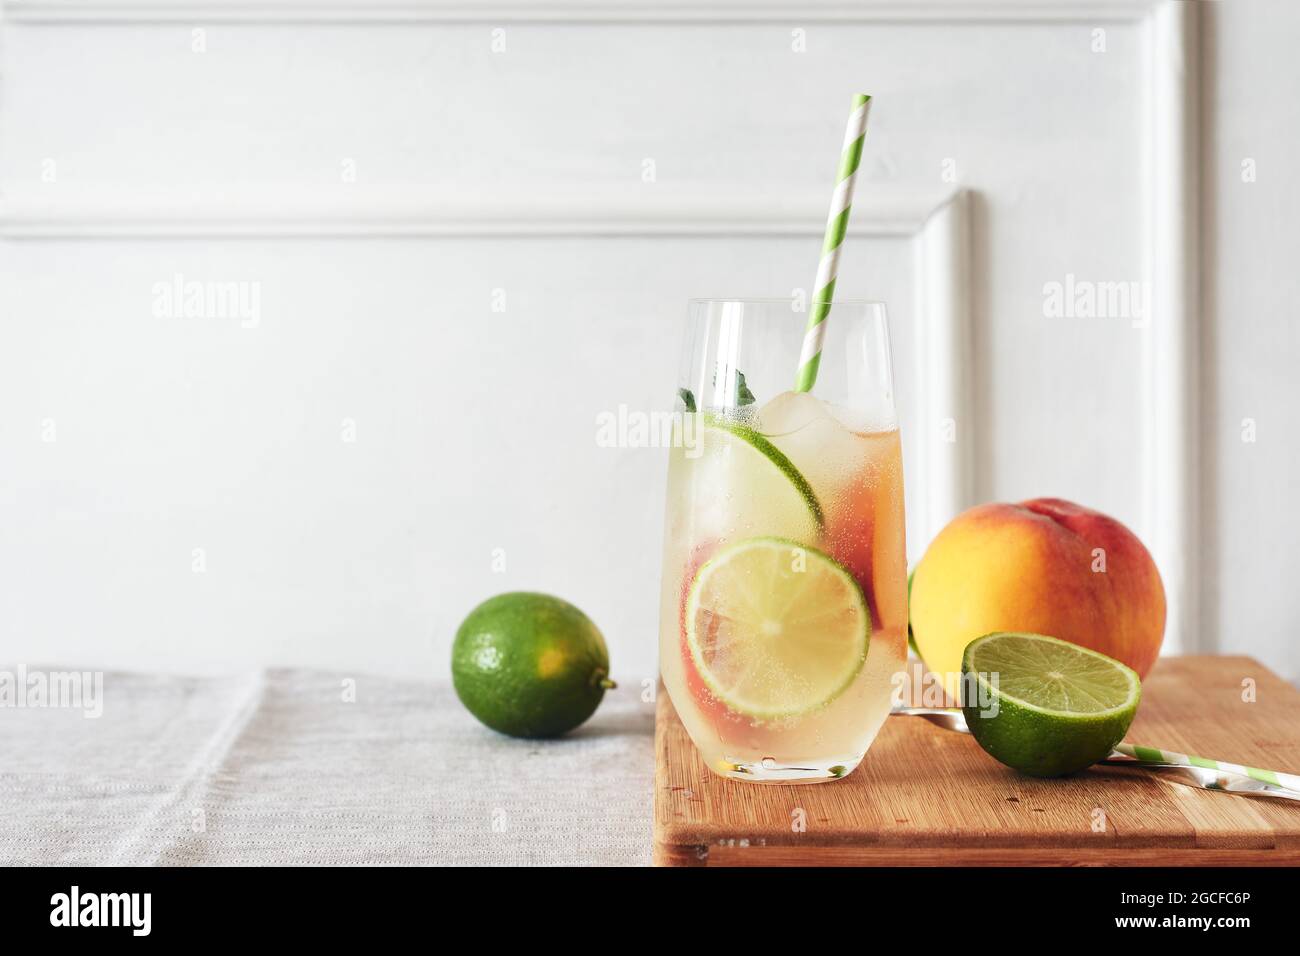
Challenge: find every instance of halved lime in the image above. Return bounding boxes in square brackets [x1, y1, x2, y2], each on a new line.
[701, 414, 824, 530]
[684, 537, 869, 720]
[961, 632, 1141, 777]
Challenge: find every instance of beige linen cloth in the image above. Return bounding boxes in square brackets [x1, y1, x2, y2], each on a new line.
[0, 669, 655, 866]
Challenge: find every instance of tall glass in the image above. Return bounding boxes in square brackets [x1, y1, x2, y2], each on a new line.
[658, 299, 907, 783]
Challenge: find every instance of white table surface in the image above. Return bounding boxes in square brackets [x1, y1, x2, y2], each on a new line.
[0, 669, 656, 866]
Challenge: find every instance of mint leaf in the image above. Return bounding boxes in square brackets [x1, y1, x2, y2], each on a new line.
[679, 370, 756, 411]
[714, 368, 756, 408]
[734, 370, 756, 407]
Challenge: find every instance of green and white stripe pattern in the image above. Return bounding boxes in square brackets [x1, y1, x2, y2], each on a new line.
[795, 92, 872, 393]
[1116, 743, 1300, 792]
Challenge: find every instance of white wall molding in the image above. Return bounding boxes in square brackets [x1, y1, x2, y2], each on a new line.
[914, 191, 972, 548]
[0, 185, 973, 557]
[1143, 0, 1199, 655]
[0, 189, 957, 238]
[3, 0, 1163, 26]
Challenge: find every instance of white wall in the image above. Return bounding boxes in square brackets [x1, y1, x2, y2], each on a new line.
[1201, 0, 1300, 683]
[0, 0, 1295, 685]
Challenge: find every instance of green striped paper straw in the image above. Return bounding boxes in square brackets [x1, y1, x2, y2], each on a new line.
[1115, 743, 1300, 792]
[795, 92, 872, 393]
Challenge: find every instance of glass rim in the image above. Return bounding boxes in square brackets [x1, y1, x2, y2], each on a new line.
[687, 297, 887, 308]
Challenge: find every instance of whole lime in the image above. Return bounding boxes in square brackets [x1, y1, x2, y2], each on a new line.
[452, 592, 615, 738]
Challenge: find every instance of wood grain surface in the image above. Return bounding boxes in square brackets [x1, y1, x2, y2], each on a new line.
[654, 656, 1300, 866]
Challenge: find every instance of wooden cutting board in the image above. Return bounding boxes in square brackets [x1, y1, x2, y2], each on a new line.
[654, 655, 1300, 866]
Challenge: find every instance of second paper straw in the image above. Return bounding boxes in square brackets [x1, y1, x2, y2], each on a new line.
[795, 93, 872, 393]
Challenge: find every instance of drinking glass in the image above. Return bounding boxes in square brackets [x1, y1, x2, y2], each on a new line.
[658, 299, 907, 783]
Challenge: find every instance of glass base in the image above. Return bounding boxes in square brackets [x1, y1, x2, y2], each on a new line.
[709, 755, 864, 785]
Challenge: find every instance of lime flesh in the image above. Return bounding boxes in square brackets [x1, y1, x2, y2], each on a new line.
[961, 632, 1141, 777]
[685, 537, 869, 720]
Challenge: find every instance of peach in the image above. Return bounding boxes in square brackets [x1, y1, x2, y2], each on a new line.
[910, 498, 1165, 698]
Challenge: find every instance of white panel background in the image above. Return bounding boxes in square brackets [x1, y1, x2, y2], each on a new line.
[1, 0, 1294, 685]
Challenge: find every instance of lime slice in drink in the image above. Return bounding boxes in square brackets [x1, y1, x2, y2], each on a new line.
[961, 632, 1142, 778]
[702, 414, 824, 530]
[684, 537, 869, 720]
[670, 412, 823, 545]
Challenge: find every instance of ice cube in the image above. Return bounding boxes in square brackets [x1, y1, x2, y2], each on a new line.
[829, 400, 896, 435]
[755, 390, 833, 437]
